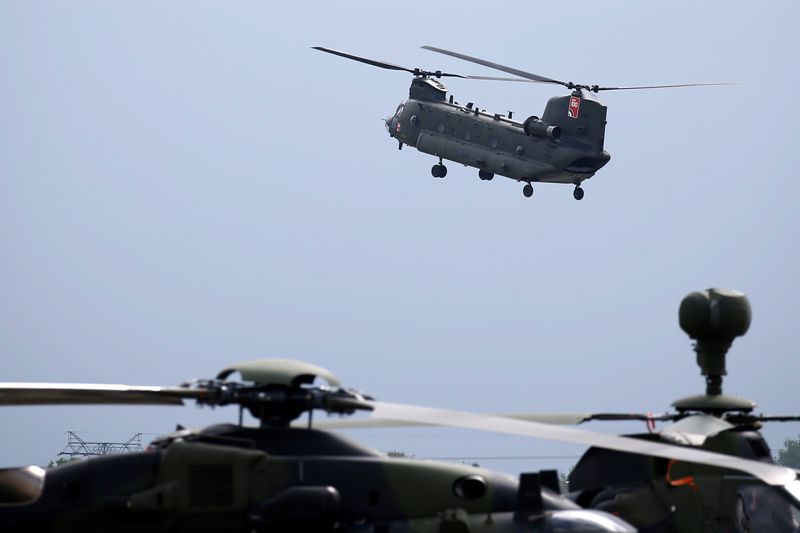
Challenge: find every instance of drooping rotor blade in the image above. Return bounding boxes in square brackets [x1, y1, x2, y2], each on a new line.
[0, 383, 209, 406]
[752, 416, 800, 422]
[726, 413, 800, 424]
[596, 81, 741, 91]
[312, 47, 465, 78]
[368, 401, 800, 497]
[303, 412, 594, 430]
[422, 46, 568, 87]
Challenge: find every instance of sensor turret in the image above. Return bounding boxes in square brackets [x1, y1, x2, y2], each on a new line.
[673, 288, 756, 414]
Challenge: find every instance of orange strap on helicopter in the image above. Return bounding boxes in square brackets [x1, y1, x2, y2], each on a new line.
[666, 460, 698, 491]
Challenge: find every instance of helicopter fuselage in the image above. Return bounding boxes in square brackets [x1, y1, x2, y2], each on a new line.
[569, 426, 798, 532]
[385, 78, 610, 196]
[0, 423, 633, 532]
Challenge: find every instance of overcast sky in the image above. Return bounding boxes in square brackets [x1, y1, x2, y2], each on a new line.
[1, 1, 798, 474]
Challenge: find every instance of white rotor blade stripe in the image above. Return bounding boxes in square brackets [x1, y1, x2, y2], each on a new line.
[368, 401, 799, 493]
[306, 412, 591, 430]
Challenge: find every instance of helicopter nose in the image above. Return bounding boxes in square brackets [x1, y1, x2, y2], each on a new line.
[384, 116, 392, 132]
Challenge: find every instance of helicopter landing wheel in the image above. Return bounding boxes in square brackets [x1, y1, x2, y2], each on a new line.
[431, 163, 447, 178]
[573, 186, 585, 201]
[479, 170, 494, 181]
[522, 183, 533, 198]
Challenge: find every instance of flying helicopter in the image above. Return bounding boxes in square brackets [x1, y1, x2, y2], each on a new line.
[0, 289, 799, 532]
[313, 46, 738, 200]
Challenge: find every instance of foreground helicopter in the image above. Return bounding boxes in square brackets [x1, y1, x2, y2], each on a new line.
[0, 362, 636, 532]
[313, 46, 737, 200]
[563, 288, 800, 531]
[302, 289, 800, 532]
[1, 289, 799, 532]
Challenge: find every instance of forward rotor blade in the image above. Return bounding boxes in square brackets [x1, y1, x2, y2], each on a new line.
[313, 46, 417, 75]
[0, 383, 209, 406]
[422, 46, 568, 87]
[312, 47, 465, 79]
[597, 82, 741, 91]
[368, 401, 800, 495]
[464, 75, 548, 83]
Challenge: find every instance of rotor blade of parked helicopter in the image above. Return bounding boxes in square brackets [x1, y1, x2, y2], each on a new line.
[597, 81, 741, 91]
[726, 414, 800, 423]
[422, 46, 568, 87]
[302, 412, 595, 430]
[0, 383, 209, 406]
[368, 401, 800, 496]
[585, 412, 678, 422]
[312, 47, 466, 78]
[305, 411, 683, 430]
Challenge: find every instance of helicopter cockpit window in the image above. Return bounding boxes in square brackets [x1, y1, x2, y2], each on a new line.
[395, 105, 404, 118]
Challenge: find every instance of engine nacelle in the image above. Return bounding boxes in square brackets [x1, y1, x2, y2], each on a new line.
[523, 116, 561, 139]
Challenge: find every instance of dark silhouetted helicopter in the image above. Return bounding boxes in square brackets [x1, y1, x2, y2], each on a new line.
[313, 46, 738, 200]
[0, 289, 798, 532]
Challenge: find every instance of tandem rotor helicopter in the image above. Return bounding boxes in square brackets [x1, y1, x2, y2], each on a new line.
[0, 289, 799, 532]
[313, 46, 738, 200]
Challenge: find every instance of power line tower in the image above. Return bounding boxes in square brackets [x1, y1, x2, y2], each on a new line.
[58, 431, 143, 458]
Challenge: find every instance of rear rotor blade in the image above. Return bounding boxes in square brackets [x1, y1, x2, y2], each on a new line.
[597, 82, 741, 91]
[423, 46, 740, 93]
[368, 401, 800, 493]
[313, 46, 465, 78]
[0, 383, 209, 406]
[422, 46, 568, 87]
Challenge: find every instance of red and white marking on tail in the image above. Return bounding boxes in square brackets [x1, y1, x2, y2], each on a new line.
[568, 96, 581, 119]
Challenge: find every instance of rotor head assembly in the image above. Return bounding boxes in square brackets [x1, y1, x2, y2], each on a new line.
[0, 359, 374, 428]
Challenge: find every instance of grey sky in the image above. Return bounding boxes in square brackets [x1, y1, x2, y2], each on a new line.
[1, 1, 798, 474]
